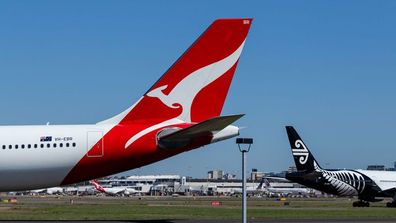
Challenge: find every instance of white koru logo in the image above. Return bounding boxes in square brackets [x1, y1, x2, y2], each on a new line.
[292, 139, 309, 165]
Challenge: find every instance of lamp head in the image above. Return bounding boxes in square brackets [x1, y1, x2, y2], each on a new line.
[236, 138, 253, 144]
[236, 137, 253, 152]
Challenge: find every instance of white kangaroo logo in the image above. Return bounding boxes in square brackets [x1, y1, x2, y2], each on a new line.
[124, 41, 246, 149]
[146, 41, 246, 122]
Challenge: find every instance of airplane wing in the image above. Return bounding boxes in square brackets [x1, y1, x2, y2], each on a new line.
[158, 114, 243, 149]
[111, 188, 127, 195]
[264, 176, 291, 182]
[30, 188, 46, 193]
[125, 188, 138, 194]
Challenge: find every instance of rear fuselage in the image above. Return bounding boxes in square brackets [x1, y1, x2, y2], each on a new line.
[0, 123, 238, 191]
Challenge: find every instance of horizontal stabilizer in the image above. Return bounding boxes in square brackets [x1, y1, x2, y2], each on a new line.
[158, 114, 243, 148]
[380, 187, 396, 197]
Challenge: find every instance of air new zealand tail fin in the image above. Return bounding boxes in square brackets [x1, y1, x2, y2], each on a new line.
[285, 126, 321, 172]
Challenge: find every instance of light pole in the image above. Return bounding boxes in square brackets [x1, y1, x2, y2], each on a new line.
[236, 137, 253, 223]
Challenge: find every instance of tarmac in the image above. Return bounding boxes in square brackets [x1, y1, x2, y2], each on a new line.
[2, 196, 396, 222]
[1, 221, 395, 223]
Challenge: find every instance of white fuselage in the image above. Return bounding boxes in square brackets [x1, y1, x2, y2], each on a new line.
[0, 124, 113, 191]
[357, 169, 396, 192]
[266, 187, 310, 195]
[0, 123, 238, 192]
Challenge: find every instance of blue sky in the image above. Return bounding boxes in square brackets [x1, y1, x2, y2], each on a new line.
[0, 1, 396, 178]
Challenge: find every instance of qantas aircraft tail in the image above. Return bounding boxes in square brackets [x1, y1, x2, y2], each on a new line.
[286, 126, 321, 172]
[99, 18, 252, 125]
[90, 179, 105, 193]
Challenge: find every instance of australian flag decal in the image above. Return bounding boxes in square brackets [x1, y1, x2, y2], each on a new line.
[40, 136, 52, 142]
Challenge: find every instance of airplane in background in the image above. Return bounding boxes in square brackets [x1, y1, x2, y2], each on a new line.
[232, 180, 265, 195]
[285, 126, 396, 207]
[0, 18, 252, 192]
[30, 187, 64, 195]
[90, 179, 138, 196]
[231, 177, 311, 197]
[262, 178, 311, 197]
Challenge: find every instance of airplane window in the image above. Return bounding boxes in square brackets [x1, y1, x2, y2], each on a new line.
[15, 145, 18, 149]
[60, 143, 63, 148]
[2, 145, 5, 150]
[66, 143, 70, 147]
[28, 144, 31, 149]
[47, 144, 50, 148]
[21, 145, 25, 149]
[53, 143, 57, 148]
[34, 144, 37, 148]
[40, 144, 44, 148]
[72, 142, 76, 147]
[9, 145, 12, 149]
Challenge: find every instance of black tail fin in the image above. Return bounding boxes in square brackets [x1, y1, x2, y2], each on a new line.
[285, 126, 321, 172]
[256, 178, 267, 190]
[262, 178, 271, 189]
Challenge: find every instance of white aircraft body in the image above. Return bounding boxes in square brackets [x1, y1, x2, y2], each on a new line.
[232, 181, 265, 195]
[263, 178, 310, 196]
[90, 179, 139, 196]
[30, 187, 64, 195]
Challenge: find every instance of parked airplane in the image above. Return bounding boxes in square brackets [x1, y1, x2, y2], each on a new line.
[30, 187, 64, 195]
[90, 179, 138, 196]
[232, 180, 265, 195]
[0, 18, 252, 191]
[285, 126, 396, 207]
[262, 178, 311, 197]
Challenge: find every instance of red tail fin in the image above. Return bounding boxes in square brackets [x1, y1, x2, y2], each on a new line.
[90, 179, 105, 192]
[100, 18, 252, 125]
